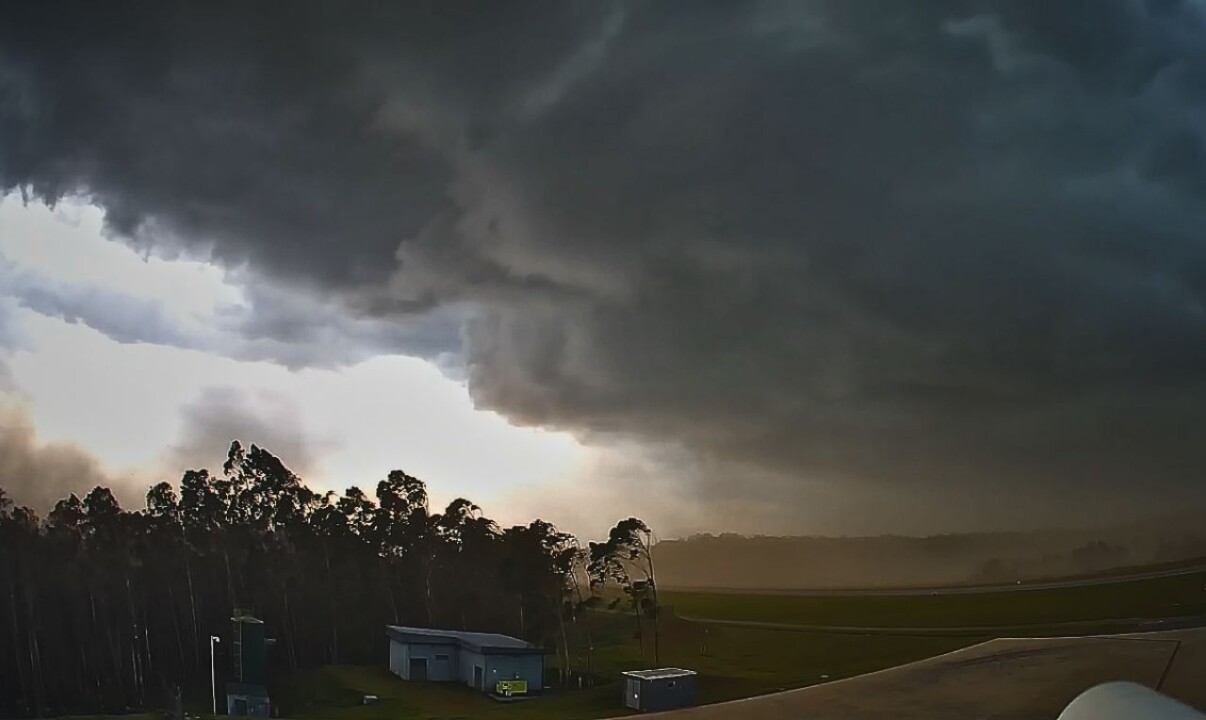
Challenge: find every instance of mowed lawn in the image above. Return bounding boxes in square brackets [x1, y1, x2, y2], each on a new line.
[272, 612, 978, 720]
[268, 573, 1206, 720]
[582, 612, 976, 703]
[274, 664, 624, 720]
[663, 570, 1206, 629]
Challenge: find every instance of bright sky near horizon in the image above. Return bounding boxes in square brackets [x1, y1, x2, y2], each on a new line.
[0, 193, 598, 530]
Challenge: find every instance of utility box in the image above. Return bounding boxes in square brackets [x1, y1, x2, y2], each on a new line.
[621, 668, 698, 712]
[225, 683, 269, 717]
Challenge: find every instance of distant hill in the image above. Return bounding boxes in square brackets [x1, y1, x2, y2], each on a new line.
[653, 511, 1206, 590]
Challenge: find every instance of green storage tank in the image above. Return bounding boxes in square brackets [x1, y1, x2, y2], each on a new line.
[231, 610, 266, 685]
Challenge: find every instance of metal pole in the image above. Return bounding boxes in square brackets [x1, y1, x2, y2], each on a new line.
[210, 635, 221, 715]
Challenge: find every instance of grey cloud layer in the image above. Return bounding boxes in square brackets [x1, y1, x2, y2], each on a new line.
[5, 0, 1206, 529]
[0, 403, 130, 512]
[0, 256, 462, 368]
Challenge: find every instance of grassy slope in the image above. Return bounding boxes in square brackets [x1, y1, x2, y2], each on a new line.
[275, 664, 624, 720]
[584, 612, 975, 703]
[273, 612, 978, 720]
[663, 570, 1206, 628]
[75, 572, 1206, 720]
[272, 571, 1206, 719]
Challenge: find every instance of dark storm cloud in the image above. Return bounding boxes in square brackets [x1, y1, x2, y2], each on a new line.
[5, 0, 1206, 530]
[0, 0, 611, 290]
[219, 280, 466, 369]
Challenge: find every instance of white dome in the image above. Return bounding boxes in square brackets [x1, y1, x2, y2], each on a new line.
[1058, 683, 1204, 720]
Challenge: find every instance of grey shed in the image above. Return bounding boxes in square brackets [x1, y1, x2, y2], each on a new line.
[621, 668, 698, 712]
[385, 626, 545, 693]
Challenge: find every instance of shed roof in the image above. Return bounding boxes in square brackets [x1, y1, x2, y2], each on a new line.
[225, 682, 269, 698]
[385, 625, 543, 655]
[621, 668, 697, 681]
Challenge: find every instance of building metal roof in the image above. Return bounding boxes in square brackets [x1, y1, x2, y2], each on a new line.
[385, 625, 544, 655]
[225, 682, 269, 698]
[621, 668, 698, 681]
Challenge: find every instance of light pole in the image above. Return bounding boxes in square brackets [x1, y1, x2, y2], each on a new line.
[210, 635, 221, 716]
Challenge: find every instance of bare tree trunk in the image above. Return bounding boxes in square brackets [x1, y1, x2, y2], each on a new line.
[168, 583, 187, 677]
[125, 575, 141, 702]
[643, 534, 661, 667]
[19, 566, 45, 718]
[142, 607, 153, 703]
[223, 549, 237, 607]
[383, 565, 399, 624]
[651, 602, 660, 667]
[88, 590, 104, 704]
[556, 606, 571, 688]
[282, 578, 298, 671]
[185, 557, 201, 669]
[571, 565, 596, 686]
[631, 599, 644, 664]
[27, 624, 44, 717]
[324, 548, 338, 663]
[102, 596, 122, 696]
[423, 557, 435, 626]
[10, 584, 30, 714]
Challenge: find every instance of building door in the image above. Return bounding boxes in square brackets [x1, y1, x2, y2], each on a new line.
[409, 658, 428, 681]
[627, 678, 641, 710]
[474, 665, 484, 691]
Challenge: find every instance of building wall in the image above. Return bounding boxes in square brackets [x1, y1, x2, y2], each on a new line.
[636, 675, 697, 712]
[483, 654, 544, 693]
[458, 647, 481, 687]
[391, 641, 459, 682]
[624, 677, 641, 710]
[427, 647, 457, 682]
[386, 634, 544, 692]
[226, 693, 270, 717]
[388, 638, 408, 677]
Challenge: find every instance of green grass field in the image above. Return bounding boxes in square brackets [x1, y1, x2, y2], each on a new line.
[274, 664, 624, 720]
[579, 612, 976, 702]
[271, 612, 979, 720]
[663, 570, 1206, 629]
[63, 569, 1204, 720]
[268, 570, 1206, 719]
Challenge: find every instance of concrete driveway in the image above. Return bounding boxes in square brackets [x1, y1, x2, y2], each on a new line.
[626, 629, 1206, 720]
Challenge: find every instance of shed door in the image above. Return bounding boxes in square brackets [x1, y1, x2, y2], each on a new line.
[474, 665, 484, 691]
[409, 658, 428, 681]
[627, 678, 641, 709]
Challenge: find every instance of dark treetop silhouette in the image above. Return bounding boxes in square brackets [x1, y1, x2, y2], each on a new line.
[0, 441, 651, 717]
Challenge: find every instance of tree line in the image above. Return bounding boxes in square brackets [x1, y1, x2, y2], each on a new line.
[0, 441, 659, 718]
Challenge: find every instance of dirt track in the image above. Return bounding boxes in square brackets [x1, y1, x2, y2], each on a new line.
[624, 628, 1206, 720]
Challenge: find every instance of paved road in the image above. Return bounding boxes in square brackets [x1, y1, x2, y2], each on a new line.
[666, 563, 1206, 597]
[607, 628, 1206, 720]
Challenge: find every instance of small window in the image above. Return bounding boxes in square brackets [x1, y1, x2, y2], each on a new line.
[667, 681, 677, 688]
[434, 654, 450, 661]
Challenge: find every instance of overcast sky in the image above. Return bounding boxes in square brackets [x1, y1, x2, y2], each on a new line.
[3, 0, 1206, 538]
